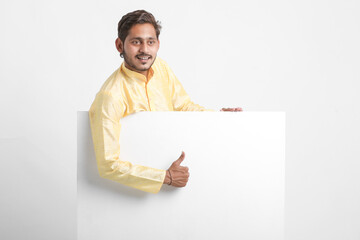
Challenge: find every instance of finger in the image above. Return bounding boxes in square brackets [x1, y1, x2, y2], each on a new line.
[227, 107, 242, 112]
[177, 166, 189, 172]
[174, 151, 185, 166]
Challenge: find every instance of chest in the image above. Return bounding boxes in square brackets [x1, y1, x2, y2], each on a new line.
[123, 76, 174, 114]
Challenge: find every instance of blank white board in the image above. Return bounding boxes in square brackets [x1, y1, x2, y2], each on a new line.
[77, 111, 285, 240]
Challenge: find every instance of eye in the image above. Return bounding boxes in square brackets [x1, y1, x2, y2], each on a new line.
[148, 40, 155, 45]
[132, 40, 140, 45]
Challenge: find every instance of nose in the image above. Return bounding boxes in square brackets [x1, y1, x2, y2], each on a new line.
[139, 42, 149, 54]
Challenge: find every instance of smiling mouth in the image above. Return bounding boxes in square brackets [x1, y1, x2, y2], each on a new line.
[136, 55, 151, 60]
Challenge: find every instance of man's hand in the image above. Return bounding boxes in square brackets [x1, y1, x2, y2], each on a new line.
[164, 151, 189, 187]
[220, 107, 243, 112]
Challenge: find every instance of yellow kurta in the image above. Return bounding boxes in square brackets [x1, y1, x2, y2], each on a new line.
[89, 57, 209, 193]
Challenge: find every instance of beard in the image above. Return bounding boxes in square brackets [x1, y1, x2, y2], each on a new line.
[122, 50, 156, 74]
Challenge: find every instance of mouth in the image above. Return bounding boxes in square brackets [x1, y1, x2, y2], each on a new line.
[136, 55, 151, 64]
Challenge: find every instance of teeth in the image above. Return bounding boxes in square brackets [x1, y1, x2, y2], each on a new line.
[138, 56, 150, 60]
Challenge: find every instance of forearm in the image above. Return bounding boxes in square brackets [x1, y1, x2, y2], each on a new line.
[174, 95, 214, 112]
[90, 125, 167, 193]
[97, 158, 167, 193]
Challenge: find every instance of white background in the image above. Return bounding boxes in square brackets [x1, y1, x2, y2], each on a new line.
[0, 0, 359, 240]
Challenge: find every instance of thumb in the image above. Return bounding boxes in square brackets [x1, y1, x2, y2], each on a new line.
[173, 151, 185, 166]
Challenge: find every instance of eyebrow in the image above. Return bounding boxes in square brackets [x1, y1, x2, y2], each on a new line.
[129, 37, 157, 41]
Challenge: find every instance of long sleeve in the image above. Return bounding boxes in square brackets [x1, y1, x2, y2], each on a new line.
[165, 63, 212, 111]
[89, 92, 166, 193]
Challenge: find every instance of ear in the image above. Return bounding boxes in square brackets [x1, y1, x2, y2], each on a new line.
[115, 38, 123, 53]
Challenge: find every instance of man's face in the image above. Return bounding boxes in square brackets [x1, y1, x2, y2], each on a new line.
[117, 23, 160, 76]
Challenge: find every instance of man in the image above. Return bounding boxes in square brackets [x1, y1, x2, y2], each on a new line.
[89, 10, 241, 194]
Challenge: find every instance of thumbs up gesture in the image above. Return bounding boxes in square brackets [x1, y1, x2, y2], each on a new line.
[164, 151, 189, 187]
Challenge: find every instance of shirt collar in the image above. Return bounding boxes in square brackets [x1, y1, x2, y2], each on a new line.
[121, 62, 154, 83]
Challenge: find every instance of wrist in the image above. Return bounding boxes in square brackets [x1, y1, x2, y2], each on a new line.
[164, 170, 172, 185]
